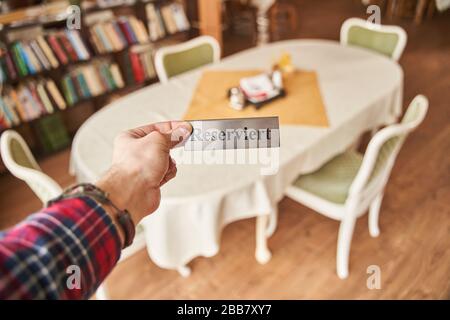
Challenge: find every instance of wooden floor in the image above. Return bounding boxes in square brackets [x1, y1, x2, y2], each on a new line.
[1, 0, 449, 299]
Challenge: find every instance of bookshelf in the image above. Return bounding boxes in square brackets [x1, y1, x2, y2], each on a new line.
[0, 0, 197, 159]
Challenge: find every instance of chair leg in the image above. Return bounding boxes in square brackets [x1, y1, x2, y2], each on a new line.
[336, 216, 356, 279]
[255, 214, 272, 264]
[95, 283, 109, 300]
[177, 265, 192, 277]
[265, 205, 278, 237]
[369, 193, 384, 238]
[415, 0, 429, 24]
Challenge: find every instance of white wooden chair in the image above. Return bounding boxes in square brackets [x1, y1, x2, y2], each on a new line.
[256, 95, 428, 278]
[154, 35, 221, 83]
[0, 130, 146, 299]
[340, 17, 407, 61]
[0, 130, 62, 202]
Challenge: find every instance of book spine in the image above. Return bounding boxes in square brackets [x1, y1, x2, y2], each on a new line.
[47, 35, 69, 65]
[4, 52, 18, 80]
[110, 63, 124, 88]
[12, 44, 29, 76]
[118, 19, 136, 45]
[29, 40, 51, 70]
[0, 96, 18, 126]
[65, 30, 86, 61]
[129, 51, 144, 83]
[28, 82, 47, 115]
[111, 21, 128, 49]
[72, 30, 91, 60]
[9, 89, 27, 121]
[18, 87, 38, 120]
[36, 81, 54, 113]
[70, 73, 84, 99]
[23, 43, 41, 73]
[94, 24, 114, 52]
[3, 95, 21, 125]
[76, 71, 91, 98]
[46, 79, 67, 110]
[18, 43, 37, 74]
[62, 76, 75, 106]
[104, 23, 124, 51]
[37, 36, 60, 68]
[58, 33, 79, 62]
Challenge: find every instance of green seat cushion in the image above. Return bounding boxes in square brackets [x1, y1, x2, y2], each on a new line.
[10, 139, 36, 169]
[293, 151, 363, 204]
[163, 43, 214, 79]
[347, 25, 400, 58]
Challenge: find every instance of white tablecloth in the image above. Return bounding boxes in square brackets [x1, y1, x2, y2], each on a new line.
[70, 40, 403, 270]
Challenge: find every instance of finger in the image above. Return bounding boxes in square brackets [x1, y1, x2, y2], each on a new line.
[146, 123, 192, 150]
[160, 165, 177, 186]
[126, 121, 192, 139]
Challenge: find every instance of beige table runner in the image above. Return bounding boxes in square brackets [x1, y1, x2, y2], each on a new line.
[183, 70, 329, 127]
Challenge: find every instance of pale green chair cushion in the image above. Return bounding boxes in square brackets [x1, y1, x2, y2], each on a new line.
[162, 43, 215, 79]
[293, 151, 363, 204]
[292, 101, 422, 204]
[10, 139, 36, 170]
[347, 25, 400, 58]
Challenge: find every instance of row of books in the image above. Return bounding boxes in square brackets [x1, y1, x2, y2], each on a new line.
[0, 78, 66, 129]
[122, 45, 156, 85]
[0, 30, 91, 82]
[61, 61, 124, 106]
[89, 15, 149, 53]
[146, 2, 190, 41]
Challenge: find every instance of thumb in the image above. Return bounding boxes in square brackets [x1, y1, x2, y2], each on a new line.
[147, 122, 192, 150]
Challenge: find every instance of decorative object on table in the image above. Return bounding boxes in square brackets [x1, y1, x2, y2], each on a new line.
[280, 95, 428, 279]
[273, 52, 295, 73]
[228, 87, 245, 110]
[340, 17, 407, 61]
[185, 69, 328, 127]
[228, 69, 285, 109]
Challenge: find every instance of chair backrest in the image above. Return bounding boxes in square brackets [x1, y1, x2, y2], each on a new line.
[340, 18, 407, 61]
[0, 130, 62, 204]
[347, 95, 428, 206]
[154, 35, 221, 83]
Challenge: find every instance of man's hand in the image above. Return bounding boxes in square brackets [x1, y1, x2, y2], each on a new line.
[96, 121, 192, 225]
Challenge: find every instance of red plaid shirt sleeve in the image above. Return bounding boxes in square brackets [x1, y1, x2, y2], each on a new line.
[0, 196, 122, 299]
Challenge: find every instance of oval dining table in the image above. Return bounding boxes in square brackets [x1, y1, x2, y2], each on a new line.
[70, 39, 403, 276]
